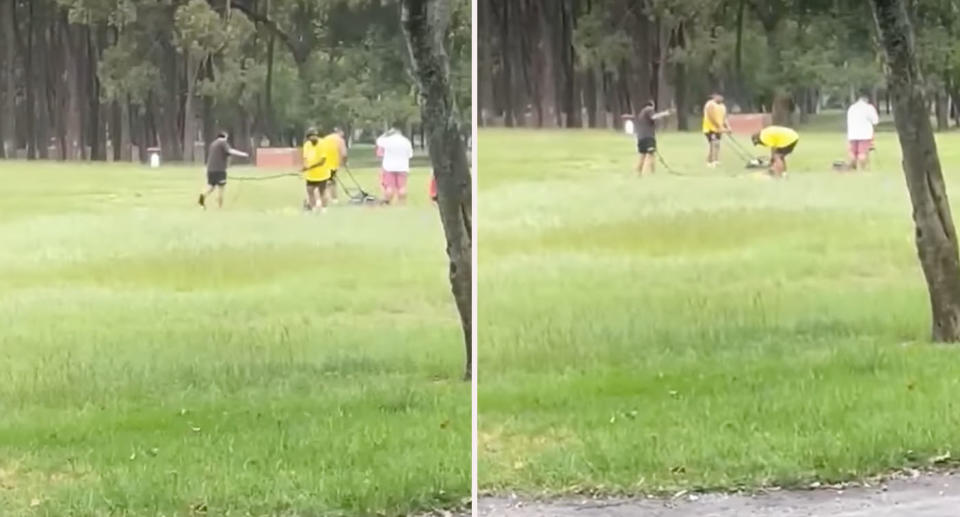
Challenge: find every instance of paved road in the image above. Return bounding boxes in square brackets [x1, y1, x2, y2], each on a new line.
[478, 474, 960, 516]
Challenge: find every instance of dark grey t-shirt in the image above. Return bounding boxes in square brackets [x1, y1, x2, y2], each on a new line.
[636, 106, 656, 140]
[206, 138, 232, 172]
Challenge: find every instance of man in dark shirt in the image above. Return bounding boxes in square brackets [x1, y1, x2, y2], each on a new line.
[199, 131, 249, 209]
[635, 100, 674, 176]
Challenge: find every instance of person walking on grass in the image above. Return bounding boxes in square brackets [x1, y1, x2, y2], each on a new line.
[198, 131, 249, 209]
[846, 92, 879, 171]
[751, 125, 799, 178]
[702, 93, 731, 168]
[302, 127, 333, 213]
[376, 128, 413, 205]
[324, 127, 349, 203]
[635, 100, 674, 177]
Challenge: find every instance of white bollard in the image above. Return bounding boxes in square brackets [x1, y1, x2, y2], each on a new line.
[150, 152, 160, 168]
[624, 119, 634, 135]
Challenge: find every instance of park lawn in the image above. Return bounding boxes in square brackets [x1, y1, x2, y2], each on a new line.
[478, 127, 960, 496]
[0, 162, 469, 516]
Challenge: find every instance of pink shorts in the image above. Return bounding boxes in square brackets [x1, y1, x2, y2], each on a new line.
[849, 139, 872, 157]
[380, 170, 408, 191]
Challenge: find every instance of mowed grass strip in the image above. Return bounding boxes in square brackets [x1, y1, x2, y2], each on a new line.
[479, 128, 960, 495]
[0, 161, 469, 516]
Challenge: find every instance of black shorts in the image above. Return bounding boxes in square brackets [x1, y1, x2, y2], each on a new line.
[306, 179, 329, 193]
[773, 141, 798, 157]
[637, 137, 657, 154]
[207, 170, 227, 187]
[704, 131, 722, 143]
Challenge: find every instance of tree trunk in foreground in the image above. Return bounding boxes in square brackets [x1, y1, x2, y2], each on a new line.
[872, 0, 960, 341]
[401, 0, 473, 381]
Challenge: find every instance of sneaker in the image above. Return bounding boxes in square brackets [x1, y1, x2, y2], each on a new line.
[198, 193, 205, 208]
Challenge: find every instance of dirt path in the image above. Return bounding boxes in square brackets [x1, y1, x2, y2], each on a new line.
[478, 473, 960, 516]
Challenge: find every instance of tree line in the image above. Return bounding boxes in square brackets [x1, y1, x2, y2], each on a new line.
[478, 0, 960, 131]
[0, 0, 471, 162]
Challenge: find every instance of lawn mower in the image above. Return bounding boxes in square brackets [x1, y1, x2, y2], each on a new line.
[727, 134, 770, 169]
[335, 166, 382, 205]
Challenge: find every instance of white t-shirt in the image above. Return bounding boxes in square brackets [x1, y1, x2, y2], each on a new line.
[847, 100, 879, 141]
[377, 133, 413, 173]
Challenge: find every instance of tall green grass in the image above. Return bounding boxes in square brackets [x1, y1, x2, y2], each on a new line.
[0, 162, 468, 516]
[479, 128, 960, 495]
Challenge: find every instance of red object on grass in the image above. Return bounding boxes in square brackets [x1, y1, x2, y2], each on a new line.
[726, 114, 772, 135]
[255, 148, 300, 168]
[429, 176, 437, 200]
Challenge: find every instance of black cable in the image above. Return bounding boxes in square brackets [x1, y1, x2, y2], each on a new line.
[657, 149, 759, 178]
[654, 151, 712, 178]
[231, 171, 300, 181]
[653, 151, 686, 176]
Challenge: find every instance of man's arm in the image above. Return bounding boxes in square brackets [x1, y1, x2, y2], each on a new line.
[870, 105, 880, 125]
[301, 157, 326, 172]
[228, 148, 249, 158]
[651, 109, 674, 121]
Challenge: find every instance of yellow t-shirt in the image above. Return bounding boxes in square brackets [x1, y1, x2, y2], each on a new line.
[759, 126, 799, 149]
[302, 139, 332, 181]
[322, 133, 345, 170]
[702, 100, 726, 133]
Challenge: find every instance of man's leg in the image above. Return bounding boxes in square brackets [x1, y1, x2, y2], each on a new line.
[850, 140, 861, 171]
[380, 169, 392, 203]
[705, 135, 714, 165]
[382, 172, 395, 204]
[713, 137, 721, 165]
[857, 141, 869, 171]
[199, 171, 219, 207]
[199, 184, 214, 208]
[641, 153, 654, 174]
[772, 153, 786, 177]
[646, 153, 656, 174]
[305, 183, 317, 210]
[317, 181, 328, 212]
[396, 173, 408, 205]
[329, 171, 339, 203]
[215, 184, 225, 208]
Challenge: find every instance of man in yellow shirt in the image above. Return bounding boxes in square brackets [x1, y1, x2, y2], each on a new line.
[702, 93, 730, 167]
[751, 125, 799, 178]
[323, 128, 349, 203]
[302, 127, 331, 212]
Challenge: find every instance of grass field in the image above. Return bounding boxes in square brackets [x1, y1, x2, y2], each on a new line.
[0, 161, 468, 516]
[478, 127, 960, 496]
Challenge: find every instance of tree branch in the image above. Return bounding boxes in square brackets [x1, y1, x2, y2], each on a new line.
[218, 0, 308, 64]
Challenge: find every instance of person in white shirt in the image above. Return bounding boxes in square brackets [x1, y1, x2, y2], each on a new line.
[846, 93, 879, 171]
[376, 128, 414, 205]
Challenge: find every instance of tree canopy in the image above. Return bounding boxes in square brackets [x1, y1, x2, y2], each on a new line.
[0, 0, 471, 161]
[478, 0, 960, 130]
